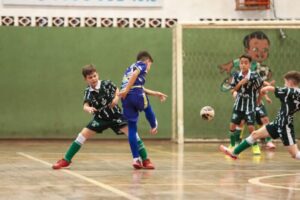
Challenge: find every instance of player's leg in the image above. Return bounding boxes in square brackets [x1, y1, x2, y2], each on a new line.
[143, 97, 158, 134]
[220, 125, 270, 159]
[228, 110, 242, 148]
[52, 127, 96, 169]
[120, 126, 154, 169]
[286, 144, 300, 159]
[122, 95, 143, 169]
[259, 116, 276, 149]
[248, 124, 261, 155]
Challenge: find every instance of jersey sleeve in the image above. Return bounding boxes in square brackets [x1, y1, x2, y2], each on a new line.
[230, 72, 239, 88]
[83, 88, 92, 105]
[275, 87, 288, 100]
[135, 62, 147, 74]
[252, 72, 263, 90]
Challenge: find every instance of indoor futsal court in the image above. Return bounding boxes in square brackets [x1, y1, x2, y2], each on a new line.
[0, 140, 299, 200]
[1, 1, 300, 200]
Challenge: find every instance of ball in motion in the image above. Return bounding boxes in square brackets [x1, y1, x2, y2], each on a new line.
[200, 106, 215, 121]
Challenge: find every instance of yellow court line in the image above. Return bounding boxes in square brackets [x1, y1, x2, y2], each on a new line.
[248, 173, 300, 191]
[17, 152, 141, 200]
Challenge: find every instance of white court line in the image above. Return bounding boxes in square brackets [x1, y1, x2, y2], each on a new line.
[17, 152, 141, 200]
[248, 173, 300, 191]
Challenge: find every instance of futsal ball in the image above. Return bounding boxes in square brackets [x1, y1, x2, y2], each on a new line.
[200, 106, 215, 121]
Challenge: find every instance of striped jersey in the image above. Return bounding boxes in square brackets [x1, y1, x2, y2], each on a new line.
[231, 70, 263, 113]
[120, 61, 147, 94]
[83, 80, 122, 120]
[273, 87, 300, 126]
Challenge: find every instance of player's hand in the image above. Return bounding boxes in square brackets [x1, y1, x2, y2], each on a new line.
[239, 78, 248, 85]
[269, 80, 275, 86]
[232, 91, 237, 99]
[86, 107, 97, 114]
[156, 92, 168, 102]
[109, 97, 119, 109]
[265, 96, 272, 104]
[150, 127, 158, 135]
[118, 90, 129, 99]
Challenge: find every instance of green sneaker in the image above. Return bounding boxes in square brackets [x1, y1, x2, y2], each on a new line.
[252, 144, 261, 155]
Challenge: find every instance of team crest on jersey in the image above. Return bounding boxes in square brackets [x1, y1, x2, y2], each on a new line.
[101, 98, 107, 106]
[91, 120, 99, 127]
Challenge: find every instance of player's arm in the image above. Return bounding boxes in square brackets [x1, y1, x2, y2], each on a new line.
[144, 88, 168, 102]
[257, 85, 275, 105]
[83, 102, 97, 114]
[233, 78, 248, 92]
[109, 87, 120, 108]
[119, 69, 140, 99]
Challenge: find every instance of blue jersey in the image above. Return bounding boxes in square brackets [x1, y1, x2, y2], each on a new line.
[120, 61, 147, 94]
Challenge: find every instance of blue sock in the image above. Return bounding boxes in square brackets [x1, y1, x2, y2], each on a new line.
[128, 121, 140, 159]
[144, 105, 157, 128]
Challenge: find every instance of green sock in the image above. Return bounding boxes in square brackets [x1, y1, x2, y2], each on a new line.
[234, 129, 241, 144]
[64, 141, 81, 162]
[137, 139, 148, 161]
[233, 139, 251, 155]
[229, 131, 235, 147]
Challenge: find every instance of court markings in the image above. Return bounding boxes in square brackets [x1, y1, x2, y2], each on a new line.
[17, 152, 141, 200]
[248, 173, 300, 191]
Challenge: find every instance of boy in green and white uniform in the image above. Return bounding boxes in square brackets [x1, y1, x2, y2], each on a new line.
[226, 54, 263, 155]
[53, 64, 154, 170]
[220, 71, 300, 160]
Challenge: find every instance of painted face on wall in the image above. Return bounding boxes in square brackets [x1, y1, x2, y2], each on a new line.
[246, 38, 269, 63]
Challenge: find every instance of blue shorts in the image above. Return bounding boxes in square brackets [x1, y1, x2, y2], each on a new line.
[122, 92, 149, 122]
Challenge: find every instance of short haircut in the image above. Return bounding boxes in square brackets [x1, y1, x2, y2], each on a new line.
[284, 71, 300, 85]
[239, 54, 252, 63]
[243, 31, 270, 49]
[136, 51, 153, 63]
[82, 64, 97, 78]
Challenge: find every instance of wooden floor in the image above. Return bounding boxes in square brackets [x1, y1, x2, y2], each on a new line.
[0, 140, 299, 200]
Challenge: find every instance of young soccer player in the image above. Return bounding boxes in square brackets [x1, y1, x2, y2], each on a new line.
[226, 54, 264, 155]
[220, 31, 275, 151]
[119, 51, 167, 169]
[52, 64, 154, 170]
[220, 71, 300, 160]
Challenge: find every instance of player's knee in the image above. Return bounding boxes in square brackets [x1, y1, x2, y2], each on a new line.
[250, 131, 259, 140]
[75, 133, 87, 145]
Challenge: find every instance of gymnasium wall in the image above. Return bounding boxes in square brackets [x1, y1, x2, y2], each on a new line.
[0, 27, 172, 138]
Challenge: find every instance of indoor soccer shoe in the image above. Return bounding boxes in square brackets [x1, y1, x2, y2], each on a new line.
[265, 141, 276, 150]
[252, 144, 261, 155]
[142, 159, 155, 169]
[219, 145, 238, 160]
[132, 160, 143, 169]
[52, 159, 71, 170]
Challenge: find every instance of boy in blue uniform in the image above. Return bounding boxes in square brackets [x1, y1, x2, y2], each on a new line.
[220, 71, 300, 160]
[52, 64, 152, 169]
[119, 51, 167, 169]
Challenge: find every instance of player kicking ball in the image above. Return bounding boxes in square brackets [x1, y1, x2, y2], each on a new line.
[53, 64, 154, 170]
[220, 71, 300, 160]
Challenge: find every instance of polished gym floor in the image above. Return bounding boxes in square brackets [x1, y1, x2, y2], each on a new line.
[0, 140, 299, 200]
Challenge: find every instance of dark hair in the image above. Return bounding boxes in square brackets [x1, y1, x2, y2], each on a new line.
[82, 64, 97, 78]
[284, 71, 300, 85]
[243, 31, 270, 49]
[136, 51, 153, 62]
[239, 54, 252, 63]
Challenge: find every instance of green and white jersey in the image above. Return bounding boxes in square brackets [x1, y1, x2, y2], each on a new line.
[273, 87, 300, 127]
[83, 80, 122, 121]
[230, 70, 263, 113]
